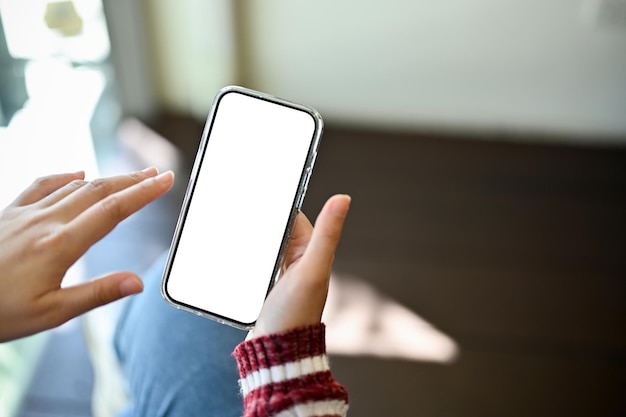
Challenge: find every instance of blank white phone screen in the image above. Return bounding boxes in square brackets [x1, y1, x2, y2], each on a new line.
[165, 91, 316, 325]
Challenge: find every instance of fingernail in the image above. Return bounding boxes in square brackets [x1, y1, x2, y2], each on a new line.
[141, 166, 159, 175]
[120, 276, 143, 296]
[155, 170, 175, 185]
[330, 194, 351, 217]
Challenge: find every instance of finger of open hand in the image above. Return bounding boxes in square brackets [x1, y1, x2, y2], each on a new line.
[300, 194, 351, 274]
[38, 179, 89, 207]
[64, 171, 174, 259]
[10, 171, 85, 207]
[47, 272, 143, 326]
[52, 167, 159, 220]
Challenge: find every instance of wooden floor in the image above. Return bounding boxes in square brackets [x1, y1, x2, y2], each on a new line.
[300, 127, 626, 417]
[20, 115, 626, 417]
[155, 116, 626, 417]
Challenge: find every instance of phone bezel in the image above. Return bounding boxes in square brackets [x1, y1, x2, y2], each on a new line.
[160, 85, 323, 330]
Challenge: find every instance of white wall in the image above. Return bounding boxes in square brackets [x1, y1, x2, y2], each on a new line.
[106, 0, 237, 121]
[240, 0, 626, 143]
[144, 0, 237, 120]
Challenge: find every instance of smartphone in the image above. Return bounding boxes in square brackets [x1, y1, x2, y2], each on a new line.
[161, 86, 323, 329]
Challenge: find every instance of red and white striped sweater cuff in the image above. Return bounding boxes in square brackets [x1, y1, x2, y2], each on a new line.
[232, 323, 349, 417]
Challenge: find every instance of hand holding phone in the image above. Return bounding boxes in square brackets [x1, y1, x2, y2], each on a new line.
[162, 86, 325, 329]
[250, 194, 351, 339]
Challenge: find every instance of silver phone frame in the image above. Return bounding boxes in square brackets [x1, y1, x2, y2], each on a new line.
[160, 85, 323, 330]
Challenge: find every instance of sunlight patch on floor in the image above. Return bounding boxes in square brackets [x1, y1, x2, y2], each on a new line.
[324, 273, 459, 363]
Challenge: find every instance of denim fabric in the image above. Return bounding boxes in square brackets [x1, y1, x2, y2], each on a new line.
[114, 253, 247, 417]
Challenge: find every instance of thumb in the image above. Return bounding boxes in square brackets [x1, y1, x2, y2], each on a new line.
[55, 272, 143, 321]
[300, 194, 351, 272]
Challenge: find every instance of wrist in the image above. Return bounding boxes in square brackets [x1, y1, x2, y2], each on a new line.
[233, 323, 349, 417]
[235, 324, 328, 388]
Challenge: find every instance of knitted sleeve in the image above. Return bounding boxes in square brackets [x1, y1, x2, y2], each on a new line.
[232, 323, 349, 417]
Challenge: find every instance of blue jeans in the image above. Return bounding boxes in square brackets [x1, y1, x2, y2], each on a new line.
[114, 253, 247, 417]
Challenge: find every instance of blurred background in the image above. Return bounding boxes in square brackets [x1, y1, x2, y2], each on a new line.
[0, 1, 625, 416]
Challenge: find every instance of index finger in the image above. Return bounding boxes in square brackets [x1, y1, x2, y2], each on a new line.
[64, 171, 175, 259]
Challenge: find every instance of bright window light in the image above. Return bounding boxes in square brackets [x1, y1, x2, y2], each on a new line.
[0, 0, 110, 62]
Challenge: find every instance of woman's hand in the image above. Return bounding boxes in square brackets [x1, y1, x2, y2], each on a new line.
[249, 194, 351, 339]
[0, 168, 174, 342]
